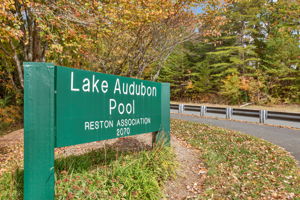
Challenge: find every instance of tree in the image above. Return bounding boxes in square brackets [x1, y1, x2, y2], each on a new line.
[260, 0, 300, 103]
[159, 0, 300, 104]
[2, 0, 228, 130]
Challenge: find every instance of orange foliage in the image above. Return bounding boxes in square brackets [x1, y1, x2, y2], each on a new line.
[0, 106, 22, 126]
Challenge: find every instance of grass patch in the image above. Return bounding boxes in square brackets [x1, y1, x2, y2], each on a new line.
[171, 119, 300, 199]
[0, 145, 175, 200]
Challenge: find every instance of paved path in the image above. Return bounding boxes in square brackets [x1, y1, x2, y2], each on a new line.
[171, 113, 300, 163]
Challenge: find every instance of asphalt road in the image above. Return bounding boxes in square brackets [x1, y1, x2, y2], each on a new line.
[171, 113, 300, 163]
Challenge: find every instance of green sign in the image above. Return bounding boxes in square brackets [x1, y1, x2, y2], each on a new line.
[24, 62, 170, 200]
[56, 66, 162, 147]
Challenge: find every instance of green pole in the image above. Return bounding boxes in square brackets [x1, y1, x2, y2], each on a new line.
[24, 62, 56, 200]
[154, 83, 170, 146]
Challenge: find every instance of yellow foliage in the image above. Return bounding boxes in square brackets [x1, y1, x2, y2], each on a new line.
[221, 73, 242, 104]
[186, 81, 194, 89]
[239, 76, 250, 91]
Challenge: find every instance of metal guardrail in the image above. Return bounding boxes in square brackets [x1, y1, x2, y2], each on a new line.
[170, 103, 300, 124]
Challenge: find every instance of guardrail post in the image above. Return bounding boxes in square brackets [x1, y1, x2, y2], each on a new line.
[200, 105, 206, 116]
[179, 104, 184, 113]
[259, 110, 267, 123]
[226, 107, 233, 119]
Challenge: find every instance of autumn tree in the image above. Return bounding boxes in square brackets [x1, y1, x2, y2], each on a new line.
[1, 0, 220, 130]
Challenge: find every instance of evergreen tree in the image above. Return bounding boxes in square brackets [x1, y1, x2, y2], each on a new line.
[159, 0, 300, 104]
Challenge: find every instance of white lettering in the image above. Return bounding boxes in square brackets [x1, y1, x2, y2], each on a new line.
[152, 87, 157, 96]
[82, 78, 90, 92]
[133, 100, 135, 114]
[90, 121, 94, 130]
[85, 122, 89, 130]
[141, 83, 146, 96]
[92, 75, 99, 93]
[101, 80, 108, 93]
[71, 72, 80, 91]
[147, 87, 152, 96]
[126, 103, 132, 114]
[118, 103, 125, 114]
[114, 78, 121, 94]
[95, 121, 99, 129]
[129, 82, 135, 95]
[109, 99, 117, 115]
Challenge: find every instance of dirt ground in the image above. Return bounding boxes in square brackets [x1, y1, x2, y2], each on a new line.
[0, 129, 206, 200]
[163, 135, 206, 199]
[0, 129, 24, 175]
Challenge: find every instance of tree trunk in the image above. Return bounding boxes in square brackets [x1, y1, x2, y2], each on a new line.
[10, 41, 24, 88]
[152, 67, 161, 81]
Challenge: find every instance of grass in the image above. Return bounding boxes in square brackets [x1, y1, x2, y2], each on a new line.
[171, 119, 300, 199]
[0, 145, 176, 200]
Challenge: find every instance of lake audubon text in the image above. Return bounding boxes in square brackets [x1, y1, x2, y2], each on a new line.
[70, 72, 158, 115]
[70, 72, 157, 96]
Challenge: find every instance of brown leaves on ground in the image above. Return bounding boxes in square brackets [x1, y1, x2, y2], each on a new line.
[171, 119, 300, 199]
[0, 143, 23, 176]
[0, 129, 23, 176]
[164, 135, 207, 199]
[0, 130, 153, 175]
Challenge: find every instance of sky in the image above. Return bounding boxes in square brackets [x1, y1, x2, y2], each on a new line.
[191, 6, 204, 14]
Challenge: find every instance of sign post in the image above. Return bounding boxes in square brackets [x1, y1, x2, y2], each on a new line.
[24, 63, 55, 200]
[24, 62, 170, 200]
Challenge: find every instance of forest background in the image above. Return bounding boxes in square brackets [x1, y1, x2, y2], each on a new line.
[0, 0, 299, 132]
